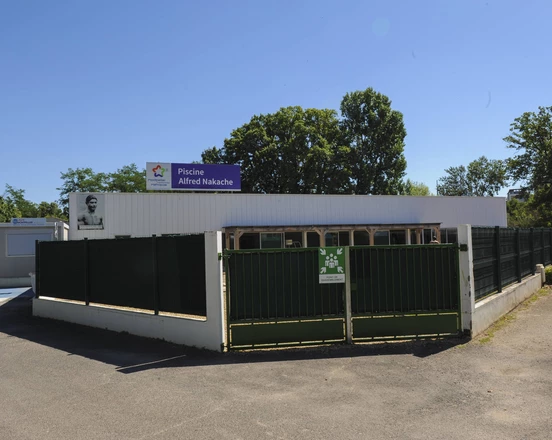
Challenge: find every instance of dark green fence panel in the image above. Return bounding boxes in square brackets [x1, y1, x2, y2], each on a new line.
[519, 229, 532, 278]
[499, 228, 518, 288]
[350, 245, 459, 314]
[38, 241, 87, 302]
[472, 227, 498, 300]
[37, 234, 207, 316]
[533, 229, 543, 271]
[88, 238, 155, 310]
[227, 249, 343, 321]
[473, 226, 552, 301]
[544, 228, 552, 265]
[157, 235, 206, 316]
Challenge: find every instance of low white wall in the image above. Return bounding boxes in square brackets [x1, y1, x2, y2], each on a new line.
[472, 273, 542, 337]
[32, 232, 225, 352]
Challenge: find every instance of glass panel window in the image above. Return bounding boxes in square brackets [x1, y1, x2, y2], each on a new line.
[325, 232, 339, 247]
[354, 230, 370, 245]
[240, 233, 260, 249]
[307, 232, 320, 247]
[284, 232, 302, 247]
[390, 230, 406, 245]
[261, 233, 283, 249]
[339, 231, 350, 246]
[374, 231, 390, 246]
[423, 229, 432, 244]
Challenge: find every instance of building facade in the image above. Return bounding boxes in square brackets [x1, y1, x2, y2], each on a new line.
[0, 219, 69, 287]
[68, 193, 507, 248]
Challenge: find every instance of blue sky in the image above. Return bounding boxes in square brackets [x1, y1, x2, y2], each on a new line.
[1, 0, 551, 204]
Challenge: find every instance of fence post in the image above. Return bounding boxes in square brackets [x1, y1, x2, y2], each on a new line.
[344, 247, 352, 344]
[495, 226, 502, 293]
[541, 228, 545, 264]
[84, 239, 90, 305]
[204, 231, 225, 352]
[152, 235, 159, 315]
[457, 225, 475, 337]
[549, 228, 552, 266]
[516, 228, 522, 283]
[34, 240, 40, 298]
[530, 228, 535, 275]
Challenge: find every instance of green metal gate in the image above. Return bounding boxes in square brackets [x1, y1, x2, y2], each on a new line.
[224, 244, 461, 350]
[350, 245, 461, 340]
[225, 248, 345, 349]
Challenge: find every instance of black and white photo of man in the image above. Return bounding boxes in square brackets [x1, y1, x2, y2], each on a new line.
[77, 194, 104, 229]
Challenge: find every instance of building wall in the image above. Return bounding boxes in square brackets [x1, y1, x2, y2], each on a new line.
[0, 222, 69, 284]
[69, 193, 507, 240]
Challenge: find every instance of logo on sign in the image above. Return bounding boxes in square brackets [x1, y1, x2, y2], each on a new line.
[152, 164, 166, 177]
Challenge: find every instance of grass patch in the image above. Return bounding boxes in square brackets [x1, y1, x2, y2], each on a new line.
[478, 286, 551, 344]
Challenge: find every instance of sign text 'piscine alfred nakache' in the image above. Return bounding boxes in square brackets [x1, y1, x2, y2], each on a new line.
[146, 162, 241, 192]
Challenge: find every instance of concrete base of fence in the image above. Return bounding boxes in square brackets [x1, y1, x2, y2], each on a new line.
[32, 298, 222, 350]
[472, 272, 543, 338]
[32, 231, 225, 352]
[0, 277, 32, 288]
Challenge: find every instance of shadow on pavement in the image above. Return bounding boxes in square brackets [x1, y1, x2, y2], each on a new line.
[0, 293, 468, 374]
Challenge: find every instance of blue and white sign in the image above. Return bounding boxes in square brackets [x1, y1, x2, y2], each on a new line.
[11, 218, 47, 227]
[146, 162, 241, 191]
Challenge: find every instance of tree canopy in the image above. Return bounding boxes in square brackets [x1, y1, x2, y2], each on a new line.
[436, 156, 507, 197]
[505, 106, 552, 205]
[57, 163, 145, 216]
[202, 107, 350, 193]
[202, 88, 407, 195]
[403, 179, 432, 196]
[340, 88, 407, 194]
[0, 185, 64, 221]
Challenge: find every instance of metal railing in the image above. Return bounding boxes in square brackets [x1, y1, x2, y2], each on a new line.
[472, 227, 552, 301]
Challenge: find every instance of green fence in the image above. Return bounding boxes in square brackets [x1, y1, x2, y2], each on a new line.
[350, 245, 459, 313]
[225, 244, 461, 349]
[36, 234, 207, 316]
[349, 245, 460, 340]
[472, 227, 552, 301]
[225, 248, 345, 348]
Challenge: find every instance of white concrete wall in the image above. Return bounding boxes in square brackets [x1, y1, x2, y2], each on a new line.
[472, 272, 543, 337]
[458, 225, 475, 334]
[69, 193, 507, 240]
[32, 232, 226, 352]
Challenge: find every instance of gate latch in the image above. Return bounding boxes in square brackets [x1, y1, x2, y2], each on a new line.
[459, 244, 468, 252]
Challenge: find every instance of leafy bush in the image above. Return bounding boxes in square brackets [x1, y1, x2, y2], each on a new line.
[545, 266, 552, 285]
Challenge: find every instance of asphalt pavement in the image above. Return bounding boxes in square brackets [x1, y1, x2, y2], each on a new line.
[1, 288, 551, 440]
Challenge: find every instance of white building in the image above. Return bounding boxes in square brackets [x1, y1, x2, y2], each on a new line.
[0, 218, 69, 287]
[69, 193, 507, 248]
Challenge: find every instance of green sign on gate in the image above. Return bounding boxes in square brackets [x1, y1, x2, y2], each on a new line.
[318, 247, 346, 284]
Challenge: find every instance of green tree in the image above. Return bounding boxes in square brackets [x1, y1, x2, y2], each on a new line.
[36, 201, 64, 219]
[4, 185, 38, 217]
[505, 106, 552, 206]
[57, 168, 108, 217]
[57, 164, 148, 216]
[202, 106, 351, 193]
[339, 87, 407, 194]
[436, 156, 507, 196]
[106, 163, 146, 193]
[403, 179, 432, 196]
[0, 196, 21, 222]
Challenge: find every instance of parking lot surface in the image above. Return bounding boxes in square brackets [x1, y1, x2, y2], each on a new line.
[1, 289, 551, 440]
